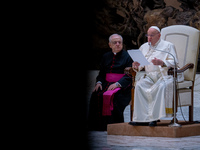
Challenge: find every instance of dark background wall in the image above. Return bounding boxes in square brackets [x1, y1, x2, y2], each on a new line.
[87, 0, 200, 72]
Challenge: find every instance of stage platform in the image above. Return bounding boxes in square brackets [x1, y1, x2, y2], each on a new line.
[107, 120, 200, 138]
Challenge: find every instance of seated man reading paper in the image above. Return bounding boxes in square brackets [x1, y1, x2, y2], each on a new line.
[129, 26, 184, 127]
[88, 34, 133, 131]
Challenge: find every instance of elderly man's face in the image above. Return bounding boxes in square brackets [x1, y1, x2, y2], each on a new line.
[109, 35, 123, 53]
[147, 28, 161, 46]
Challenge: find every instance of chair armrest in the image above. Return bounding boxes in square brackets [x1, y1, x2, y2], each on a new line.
[168, 63, 194, 75]
[177, 63, 194, 73]
[124, 67, 133, 75]
[124, 67, 137, 77]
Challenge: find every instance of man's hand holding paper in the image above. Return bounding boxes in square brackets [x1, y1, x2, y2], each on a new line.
[132, 61, 140, 69]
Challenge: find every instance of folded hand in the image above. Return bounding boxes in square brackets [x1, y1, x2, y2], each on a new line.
[107, 83, 117, 91]
[151, 58, 164, 66]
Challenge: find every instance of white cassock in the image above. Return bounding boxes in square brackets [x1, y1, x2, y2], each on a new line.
[133, 39, 184, 122]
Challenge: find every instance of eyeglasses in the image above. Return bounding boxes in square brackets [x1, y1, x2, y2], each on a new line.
[111, 41, 122, 44]
[145, 33, 159, 37]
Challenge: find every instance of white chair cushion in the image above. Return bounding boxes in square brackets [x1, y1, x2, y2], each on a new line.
[177, 88, 192, 106]
[177, 80, 193, 89]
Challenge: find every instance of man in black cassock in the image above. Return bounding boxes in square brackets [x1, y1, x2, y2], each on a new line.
[88, 34, 133, 131]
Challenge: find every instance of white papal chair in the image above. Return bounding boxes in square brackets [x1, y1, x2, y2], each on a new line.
[160, 25, 200, 121]
[125, 25, 200, 122]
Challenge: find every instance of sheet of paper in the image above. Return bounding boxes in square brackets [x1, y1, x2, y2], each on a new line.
[127, 49, 150, 66]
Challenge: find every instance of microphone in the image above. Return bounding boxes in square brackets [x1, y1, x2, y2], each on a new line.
[148, 42, 181, 127]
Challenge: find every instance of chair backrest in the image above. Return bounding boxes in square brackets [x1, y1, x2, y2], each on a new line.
[161, 25, 200, 81]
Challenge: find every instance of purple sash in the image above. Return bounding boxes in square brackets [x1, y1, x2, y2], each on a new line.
[102, 73, 125, 116]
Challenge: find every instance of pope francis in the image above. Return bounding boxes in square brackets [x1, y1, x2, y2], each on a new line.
[129, 26, 184, 127]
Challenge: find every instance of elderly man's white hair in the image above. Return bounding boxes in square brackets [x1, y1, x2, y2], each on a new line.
[149, 26, 160, 33]
[109, 34, 123, 42]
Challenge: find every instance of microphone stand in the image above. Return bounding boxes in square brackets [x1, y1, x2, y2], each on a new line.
[149, 43, 181, 127]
